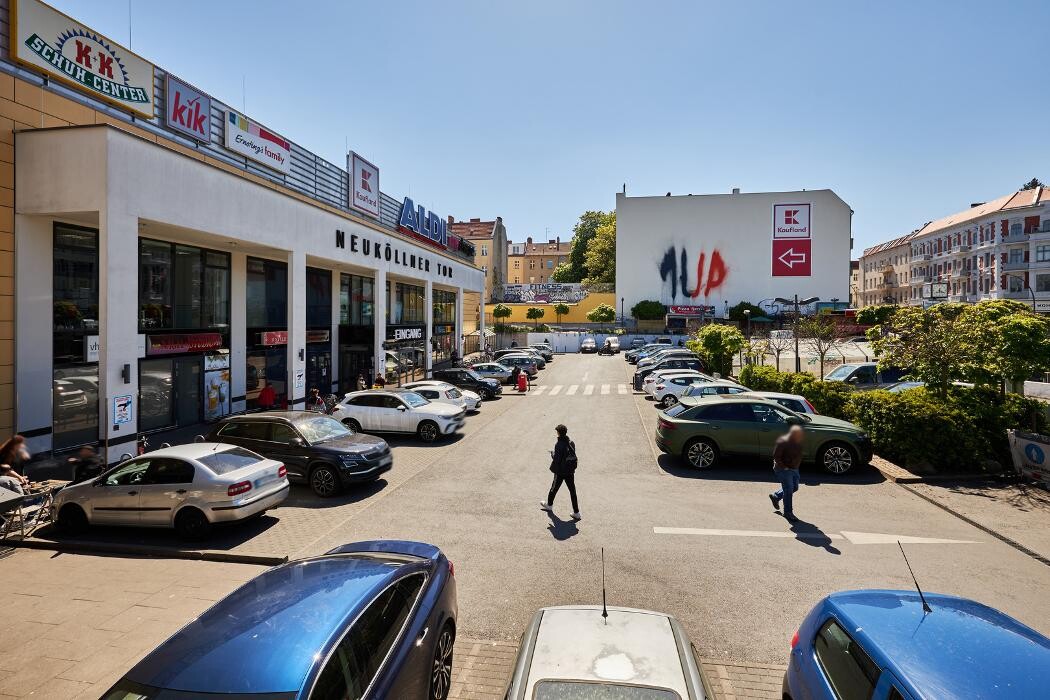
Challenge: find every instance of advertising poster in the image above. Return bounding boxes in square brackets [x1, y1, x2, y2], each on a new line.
[204, 369, 230, 421]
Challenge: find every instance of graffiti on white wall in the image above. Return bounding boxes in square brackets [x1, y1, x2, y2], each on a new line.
[500, 283, 587, 303]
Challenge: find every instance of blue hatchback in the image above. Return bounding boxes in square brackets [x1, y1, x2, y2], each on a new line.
[785, 589, 1050, 700]
[102, 540, 457, 699]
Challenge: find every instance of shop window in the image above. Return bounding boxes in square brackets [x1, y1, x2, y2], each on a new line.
[203, 253, 230, 330]
[306, 267, 332, 328]
[392, 282, 425, 325]
[139, 240, 172, 329]
[246, 257, 288, 328]
[173, 245, 203, 328]
[139, 240, 229, 331]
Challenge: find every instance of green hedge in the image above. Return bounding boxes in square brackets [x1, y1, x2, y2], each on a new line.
[737, 365, 852, 418]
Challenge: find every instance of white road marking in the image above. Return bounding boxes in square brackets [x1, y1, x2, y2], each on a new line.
[566, 384, 579, 395]
[582, 372, 589, 381]
[583, 384, 594, 396]
[601, 384, 611, 395]
[654, 527, 980, 545]
[531, 385, 547, 396]
[549, 385, 563, 396]
[617, 384, 629, 394]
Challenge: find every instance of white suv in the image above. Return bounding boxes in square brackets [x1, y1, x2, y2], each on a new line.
[331, 390, 465, 443]
[402, 380, 482, 412]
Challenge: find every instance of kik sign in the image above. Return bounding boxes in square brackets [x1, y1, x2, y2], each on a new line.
[165, 75, 211, 141]
[12, 0, 156, 118]
[399, 198, 448, 248]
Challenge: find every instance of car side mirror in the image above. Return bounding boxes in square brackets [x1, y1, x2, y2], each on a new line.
[786, 416, 803, 425]
[847, 376, 858, 384]
[291, 437, 304, 447]
[93, 477, 106, 487]
[397, 406, 407, 411]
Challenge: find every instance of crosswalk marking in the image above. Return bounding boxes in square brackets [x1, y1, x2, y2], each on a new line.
[583, 384, 594, 396]
[566, 384, 578, 395]
[617, 384, 629, 395]
[601, 384, 610, 395]
[549, 385, 563, 396]
[531, 385, 547, 395]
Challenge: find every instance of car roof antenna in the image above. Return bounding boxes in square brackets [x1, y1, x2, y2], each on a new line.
[601, 547, 609, 624]
[898, 541, 932, 614]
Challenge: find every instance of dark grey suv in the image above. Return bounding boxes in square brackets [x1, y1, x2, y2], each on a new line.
[205, 411, 392, 497]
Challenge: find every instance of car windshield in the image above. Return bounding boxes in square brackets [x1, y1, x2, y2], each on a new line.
[534, 681, 679, 699]
[400, 392, 429, 407]
[293, 415, 352, 442]
[825, 365, 860, 380]
[447, 388, 462, 398]
[197, 447, 264, 474]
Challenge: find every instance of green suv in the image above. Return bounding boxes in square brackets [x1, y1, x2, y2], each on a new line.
[655, 395, 872, 474]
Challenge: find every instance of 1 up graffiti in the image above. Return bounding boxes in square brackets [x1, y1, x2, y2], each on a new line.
[658, 247, 728, 301]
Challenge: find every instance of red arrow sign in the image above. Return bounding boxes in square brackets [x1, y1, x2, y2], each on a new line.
[772, 239, 812, 277]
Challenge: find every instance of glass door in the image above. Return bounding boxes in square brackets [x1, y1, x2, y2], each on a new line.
[139, 358, 175, 432]
[174, 356, 202, 426]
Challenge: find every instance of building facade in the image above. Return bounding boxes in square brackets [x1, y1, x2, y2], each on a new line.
[506, 237, 570, 285]
[849, 260, 860, 308]
[448, 217, 507, 301]
[858, 235, 913, 307]
[4, 0, 483, 460]
[615, 189, 853, 317]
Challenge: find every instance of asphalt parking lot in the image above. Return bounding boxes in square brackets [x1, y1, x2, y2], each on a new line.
[4, 352, 1050, 699]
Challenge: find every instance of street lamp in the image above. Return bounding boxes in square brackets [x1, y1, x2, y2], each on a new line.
[774, 294, 819, 373]
[743, 309, 751, 366]
[1002, 273, 1036, 308]
[620, 296, 625, 327]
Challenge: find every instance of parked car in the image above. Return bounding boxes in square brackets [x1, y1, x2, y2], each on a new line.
[680, 380, 749, 401]
[579, 337, 597, 353]
[655, 395, 872, 473]
[432, 367, 504, 399]
[627, 342, 672, 363]
[824, 362, 906, 389]
[643, 368, 709, 395]
[784, 589, 1050, 700]
[103, 540, 458, 700]
[638, 349, 698, 371]
[652, 375, 723, 407]
[331, 390, 465, 443]
[528, 344, 554, 361]
[886, 380, 974, 393]
[205, 412, 391, 497]
[402, 380, 482, 412]
[489, 355, 538, 378]
[745, 391, 818, 414]
[495, 348, 546, 369]
[634, 357, 705, 386]
[504, 605, 712, 700]
[630, 338, 647, 350]
[468, 362, 514, 384]
[54, 443, 289, 539]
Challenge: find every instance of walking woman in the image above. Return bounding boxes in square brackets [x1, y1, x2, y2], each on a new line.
[540, 424, 581, 520]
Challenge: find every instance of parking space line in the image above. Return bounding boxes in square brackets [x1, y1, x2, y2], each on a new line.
[583, 384, 594, 395]
[617, 384, 629, 394]
[531, 385, 547, 395]
[601, 384, 610, 395]
[549, 385, 563, 396]
[566, 384, 578, 395]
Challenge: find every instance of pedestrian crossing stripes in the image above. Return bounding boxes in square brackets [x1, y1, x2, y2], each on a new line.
[549, 385, 563, 396]
[531, 385, 547, 395]
[617, 384, 629, 394]
[566, 384, 578, 395]
[583, 384, 594, 396]
[601, 384, 610, 395]
[522, 383, 634, 398]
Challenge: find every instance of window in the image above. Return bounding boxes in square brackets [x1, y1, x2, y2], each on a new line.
[312, 575, 425, 700]
[751, 403, 788, 423]
[105, 459, 151, 486]
[391, 282, 425, 324]
[813, 619, 880, 700]
[381, 396, 406, 410]
[513, 260, 520, 269]
[529, 260, 536, 269]
[217, 421, 268, 441]
[246, 257, 287, 328]
[140, 240, 230, 330]
[269, 423, 300, 443]
[1037, 274, 1050, 293]
[699, 403, 755, 422]
[142, 459, 195, 485]
[546, 260, 553, 269]
[1008, 276, 1024, 293]
[307, 267, 333, 328]
[340, 274, 375, 326]
[1037, 245, 1050, 263]
[197, 447, 265, 474]
[481, 245, 488, 256]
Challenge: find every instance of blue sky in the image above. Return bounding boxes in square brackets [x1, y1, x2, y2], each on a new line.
[50, 0, 1050, 253]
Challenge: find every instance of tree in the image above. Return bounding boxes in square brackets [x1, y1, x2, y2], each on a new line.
[869, 303, 969, 398]
[686, 325, 745, 377]
[583, 215, 616, 283]
[765, 330, 791, 371]
[1021, 178, 1044, 191]
[631, 299, 667, 320]
[961, 300, 1050, 391]
[492, 303, 512, 345]
[553, 303, 570, 326]
[525, 306, 545, 330]
[856, 304, 897, 326]
[727, 301, 765, 323]
[586, 303, 616, 330]
[553, 211, 615, 282]
[797, 313, 840, 379]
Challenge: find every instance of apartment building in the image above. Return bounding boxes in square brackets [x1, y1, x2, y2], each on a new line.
[448, 217, 507, 301]
[849, 260, 860, 308]
[858, 235, 914, 307]
[506, 237, 571, 284]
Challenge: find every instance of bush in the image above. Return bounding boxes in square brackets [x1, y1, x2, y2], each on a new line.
[737, 365, 851, 418]
[631, 300, 667, 321]
[687, 325, 745, 377]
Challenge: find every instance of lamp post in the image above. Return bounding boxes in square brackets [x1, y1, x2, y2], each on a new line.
[743, 309, 751, 366]
[774, 294, 820, 373]
[1002, 273, 1036, 308]
[620, 296, 625, 328]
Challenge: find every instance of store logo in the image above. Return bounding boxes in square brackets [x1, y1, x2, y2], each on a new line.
[399, 197, 448, 248]
[772, 203, 811, 239]
[360, 170, 372, 192]
[165, 75, 211, 141]
[783, 209, 799, 225]
[24, 29, 149, 104]
[348, 152, 380, 218]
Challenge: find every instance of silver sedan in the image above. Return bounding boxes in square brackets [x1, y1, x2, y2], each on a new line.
[52, 443, 289, 540]
[470, 362, 514, 384]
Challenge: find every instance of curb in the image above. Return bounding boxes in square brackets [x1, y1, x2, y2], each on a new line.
[0, 537, 287, 566]
[869, 457, 1003, 484]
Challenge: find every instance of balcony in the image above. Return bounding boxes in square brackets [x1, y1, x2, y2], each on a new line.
[949, 294, 966, 302]
[951, 268, 970, 279]
[951, 245, 971, 254]
[917, 253, 933, 261]
[1030, 224, 1050, 242]
[1003, 260, 1028, 271]
[1002, 228, 1028, 244]
[911, 274, 931, 285]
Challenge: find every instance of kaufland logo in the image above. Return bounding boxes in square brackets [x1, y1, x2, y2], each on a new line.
[773, 203, 811, 238]
[783, 209, 799, 225]
[359, 170, 373, 193]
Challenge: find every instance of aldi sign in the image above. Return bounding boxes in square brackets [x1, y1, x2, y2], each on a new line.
[399, 197, 448, 248]
[225, 110, 292, 174]
[348, 152, 380, 218]
[12, 0, 155, 118]
[165, 75, 211, 142]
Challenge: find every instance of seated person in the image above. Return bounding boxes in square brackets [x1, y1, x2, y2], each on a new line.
[0, 462, 28, 495]
[68, 446, 104, 484]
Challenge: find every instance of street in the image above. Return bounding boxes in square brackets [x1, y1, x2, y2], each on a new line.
[3, 353, 1050, 698]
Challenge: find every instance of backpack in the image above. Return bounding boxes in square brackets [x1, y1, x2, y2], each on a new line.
[564, 440, 578, 471]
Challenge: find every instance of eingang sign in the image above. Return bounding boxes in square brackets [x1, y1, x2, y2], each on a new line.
[12, 0, 156, 118]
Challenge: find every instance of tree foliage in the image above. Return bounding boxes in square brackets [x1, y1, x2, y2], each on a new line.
[868, 303, 967, 397]
[727, 301, 765, 323]
[856, 304, 896, 325]
[583, 215, 616, 284]
[586, 303, 616, 326]
[553, 211, 615, 283]
[492, 303, 512, 322]
[686, 324, 745, 377]
[797, 313, 840, 378]
[1021, 178, 1044, 191]
[525, 307, 545, 329]
[553, 303, 570, 324]
[631, 299, 667, 320]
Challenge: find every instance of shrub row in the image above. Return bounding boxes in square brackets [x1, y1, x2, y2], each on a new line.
[737, 365, 852, 419]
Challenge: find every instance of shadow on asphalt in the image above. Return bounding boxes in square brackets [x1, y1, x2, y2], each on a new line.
[282, 478, 388, 508]
[928, 477, 1050, 513]
[788, 518, 842, 555]
[546, 511, 579, 540]
[656, 454, 885, 486]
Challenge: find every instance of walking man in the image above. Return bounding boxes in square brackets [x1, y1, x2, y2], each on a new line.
[540, 424, 581, 521]
[769, 424, 804, 521]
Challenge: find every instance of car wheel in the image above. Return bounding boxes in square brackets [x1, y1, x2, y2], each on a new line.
[430, 623, 455, 700]
[310, 464, 341, 498]
[661, 394, 678, 408]
[418, 420, 440, 443]
[480, 388, 494, 400]
[818, 442, 856, 475]
[684, 438, 719, 469]
[174, 507, 211, 541]
[343, 418, 362, 433]
[56, 503, 88, 535]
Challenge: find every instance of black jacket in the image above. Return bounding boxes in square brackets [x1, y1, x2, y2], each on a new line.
[550, 436, 575, 476]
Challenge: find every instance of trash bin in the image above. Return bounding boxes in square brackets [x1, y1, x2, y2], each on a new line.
[633, 373, 642, 391]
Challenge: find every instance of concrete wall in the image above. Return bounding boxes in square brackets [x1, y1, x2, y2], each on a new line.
[484, 292, 618, 324]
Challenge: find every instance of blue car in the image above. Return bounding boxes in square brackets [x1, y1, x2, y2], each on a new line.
[103, 541, 458, 699]
[785, 589, 1050, 700]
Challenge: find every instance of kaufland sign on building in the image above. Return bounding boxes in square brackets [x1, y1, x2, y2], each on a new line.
[615, 189, 851, 317]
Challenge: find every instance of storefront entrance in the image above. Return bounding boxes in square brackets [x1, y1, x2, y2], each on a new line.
[139, 356, 201, 432]
[384, 324, 427, 385]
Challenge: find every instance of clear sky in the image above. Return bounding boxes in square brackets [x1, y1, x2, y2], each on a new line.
[49, 0, 1050, 254]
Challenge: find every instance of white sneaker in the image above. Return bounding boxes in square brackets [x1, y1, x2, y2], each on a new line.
[571, 511, 582, 521]
[539, 502, 552, 512]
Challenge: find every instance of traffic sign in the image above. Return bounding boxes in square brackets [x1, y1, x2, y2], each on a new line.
[771, 239, 812, 277]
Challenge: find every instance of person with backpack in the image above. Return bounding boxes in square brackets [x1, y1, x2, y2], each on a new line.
[540, 424, 580, 521]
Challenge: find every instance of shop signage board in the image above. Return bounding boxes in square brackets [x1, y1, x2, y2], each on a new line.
[668, 305, 715, 316]
[399, 198, 448, 249]
[772, 204, 811, 238]
[225, 110, 292, 174]
[204, 350, 230, 371]
[390, 327, 424, 341]
[146, 333, 223, 356]
[165, 75, 212, 142]
[12, 0, 156, 118]
[771, 202, 813, 277]
[260, 331, 289, 346]
[306, 330, 331, 344]
[85, 334, 100, 363]
[348, 152, 380, 218]
[332, 227, 456, 280]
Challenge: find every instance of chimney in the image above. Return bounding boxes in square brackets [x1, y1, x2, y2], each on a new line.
[970, 202, 984, 208]
[470, 217, 481, 223]
[732, 187, 740, 194]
